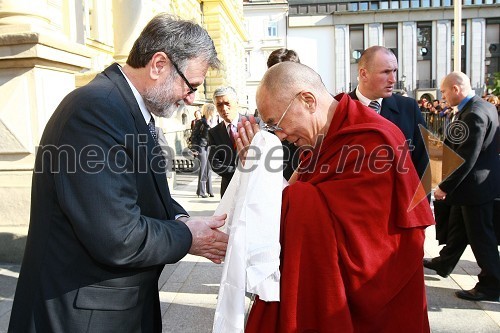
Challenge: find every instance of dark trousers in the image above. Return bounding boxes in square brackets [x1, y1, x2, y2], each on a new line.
[438, 202, 500, 295]
[196, 147, 212, 196]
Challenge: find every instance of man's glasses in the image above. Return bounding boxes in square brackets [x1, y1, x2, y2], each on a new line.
[263, 91, 302, 132]
[171, 61, 197, 95]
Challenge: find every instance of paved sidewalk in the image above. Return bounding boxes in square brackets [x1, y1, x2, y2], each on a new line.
[1, 173, 499, 332]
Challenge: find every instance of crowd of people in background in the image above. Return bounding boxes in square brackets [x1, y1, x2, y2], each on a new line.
[418, 93, 500, 139]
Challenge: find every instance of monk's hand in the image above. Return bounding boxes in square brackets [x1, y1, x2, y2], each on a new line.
[236, 115, 260, 164]
[434, 187, 447, 200]
[184, 214, 229, 264]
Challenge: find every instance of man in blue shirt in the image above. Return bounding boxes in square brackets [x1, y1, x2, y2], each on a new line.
[425, 71, 500, 302]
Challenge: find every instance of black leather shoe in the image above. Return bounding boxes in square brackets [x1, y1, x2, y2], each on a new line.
[208, 194, 215, 197]
[423, 258, 450, 278]
[455, 288, 499, 302]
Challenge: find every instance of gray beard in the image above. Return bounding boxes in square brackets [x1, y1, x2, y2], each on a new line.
[142, 79, 181, 118]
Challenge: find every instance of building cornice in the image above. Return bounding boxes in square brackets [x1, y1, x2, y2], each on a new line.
[204, 0, 248, 40]
[289, 5, 500, 27]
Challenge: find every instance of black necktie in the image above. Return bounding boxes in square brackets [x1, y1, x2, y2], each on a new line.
[148, 117, 158, 145]
[368, 100, 381, 114]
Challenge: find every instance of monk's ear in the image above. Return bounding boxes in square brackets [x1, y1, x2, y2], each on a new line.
[301, 92, 316, 113]
[149, 52, 168, 80]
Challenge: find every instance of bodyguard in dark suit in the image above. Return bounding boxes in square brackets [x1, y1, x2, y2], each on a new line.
[8, 14, 228, 332]
[430, 71, 500, 302]
[349, 46, 429, 180]
[208, 86, 241, 197]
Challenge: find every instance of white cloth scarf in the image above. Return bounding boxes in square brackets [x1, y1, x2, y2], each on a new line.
[212, 131, 284, 333]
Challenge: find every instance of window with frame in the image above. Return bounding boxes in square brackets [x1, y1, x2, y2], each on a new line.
[267, 21, 278, 37]
[417, 23, 432, 60]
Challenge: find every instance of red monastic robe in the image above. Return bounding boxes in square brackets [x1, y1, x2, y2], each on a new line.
[245, 93, 434, 333]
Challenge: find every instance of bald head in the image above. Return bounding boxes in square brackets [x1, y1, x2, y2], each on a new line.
[441, 71, 471, 94]
[356, 46, 398, 100]
[256, 62, 335, 148]
[358, 46, 395, 71]
[439, 71, 473, 107]
[257, 62, 327, 105]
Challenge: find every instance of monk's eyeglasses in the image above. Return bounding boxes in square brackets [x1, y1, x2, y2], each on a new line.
[171, 61, 197, 95]
[263, 91, 302, 132]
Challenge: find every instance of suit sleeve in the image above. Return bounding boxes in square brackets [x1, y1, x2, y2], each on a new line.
[53, 96, 192, 268]
[409, 99, 429, 180]
[439, 109, 488, 194]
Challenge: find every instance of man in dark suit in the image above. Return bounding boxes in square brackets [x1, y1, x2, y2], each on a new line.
[208, 86, 241, 197]
[348, 46, 429, 181]
[8, 14, 229, 332]
[425, 71, 500, 302]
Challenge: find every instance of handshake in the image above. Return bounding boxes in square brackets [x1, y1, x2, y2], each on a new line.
[179, 214, 229, 264]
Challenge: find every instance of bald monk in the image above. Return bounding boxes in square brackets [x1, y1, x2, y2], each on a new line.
[236, 62, 434, 332]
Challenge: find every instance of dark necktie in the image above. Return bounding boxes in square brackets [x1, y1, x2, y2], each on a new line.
[368, 100, 381, 114]
[148, 117, 158, 145]
[227, 124, 236, 149]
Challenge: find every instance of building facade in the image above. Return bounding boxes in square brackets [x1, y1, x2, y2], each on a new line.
[242, 0, 499, 109]
[287, 0, 500, 100]
[243, 0, 289, 113]
[0, 0, 246, 260]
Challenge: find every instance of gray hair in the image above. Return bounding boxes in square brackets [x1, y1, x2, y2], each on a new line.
[212, 86, 238, 102]
[126, 13, 221, 71]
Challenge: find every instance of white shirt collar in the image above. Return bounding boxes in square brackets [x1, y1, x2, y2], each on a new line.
[118, 65, 151, 125]
[356, 87, 383, 107]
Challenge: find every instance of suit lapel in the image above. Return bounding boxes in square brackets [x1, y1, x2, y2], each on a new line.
[380, 95, 400, 116]
[215, 122, 233, 146]
[103, 64, 173, 218]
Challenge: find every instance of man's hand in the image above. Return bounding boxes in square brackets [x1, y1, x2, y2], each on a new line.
[235, 115, 260, 164]
[184, 214, 229, 264]
[434, 186, 447, 200]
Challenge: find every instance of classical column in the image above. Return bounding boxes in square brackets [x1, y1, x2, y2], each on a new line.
[399, 22, 417, 92]
[365, 23, 383, 47]
[112, 0, 154, 64]
[0, 0, 91, 261]
[468, 18, 486, 90]
[334, 25, 350, 94]
[0, 0, 51, 31]
[435, 20, 452, 90]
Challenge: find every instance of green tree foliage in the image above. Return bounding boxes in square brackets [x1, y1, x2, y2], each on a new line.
[488, 72, 500, 96]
